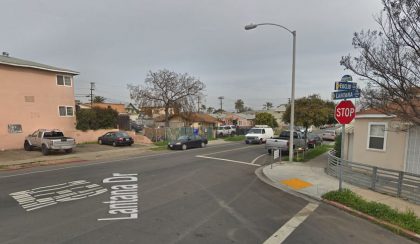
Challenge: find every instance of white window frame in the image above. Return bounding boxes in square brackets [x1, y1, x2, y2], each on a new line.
[58, 106, 74, 117]
[366, 122, 387, 151]
[56, 75, 73, 87]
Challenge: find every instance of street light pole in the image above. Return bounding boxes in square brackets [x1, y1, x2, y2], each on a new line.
[245, 23, 296, 163]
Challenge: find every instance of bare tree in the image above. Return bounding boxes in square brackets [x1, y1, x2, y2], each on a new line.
[128, 69, 205, 127]
[341, 0, 420, 125]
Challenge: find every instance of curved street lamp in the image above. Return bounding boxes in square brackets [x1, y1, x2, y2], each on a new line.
[244, 22, 296, 163]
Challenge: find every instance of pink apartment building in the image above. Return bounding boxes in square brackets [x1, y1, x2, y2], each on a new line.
[0, 53, 79, 150]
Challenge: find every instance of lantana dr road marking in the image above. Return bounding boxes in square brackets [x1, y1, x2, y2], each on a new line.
[10, 180, 108, 212]
[9, 173, 139, 222]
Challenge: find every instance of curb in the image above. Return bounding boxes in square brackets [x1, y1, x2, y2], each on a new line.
[257, 164, 420, 242]
[323, 199, 420, 242]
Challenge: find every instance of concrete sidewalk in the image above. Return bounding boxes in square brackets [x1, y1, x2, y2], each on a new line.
[262, 153, 420, 217]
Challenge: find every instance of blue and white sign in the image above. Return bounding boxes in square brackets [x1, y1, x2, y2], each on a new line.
[332, 89, 361, 100]
[341, 75, 353, 82]
[335, 81, 357, 91]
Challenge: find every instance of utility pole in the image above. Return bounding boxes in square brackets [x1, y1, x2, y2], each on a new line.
[197, 96, 200, 113]
[218, 96, 224, 112]
[90, 82, 95, 106]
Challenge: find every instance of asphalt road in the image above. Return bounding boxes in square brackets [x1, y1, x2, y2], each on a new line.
[0, 143, 414, 243]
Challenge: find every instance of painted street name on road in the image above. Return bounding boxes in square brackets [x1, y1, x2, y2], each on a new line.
[10, 180, 107, 211]
[98, 173, 139, 221]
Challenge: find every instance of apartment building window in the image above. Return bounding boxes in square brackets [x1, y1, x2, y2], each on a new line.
[59, 106, 74, 117]
[57, 75, 72, 86]
[367, 122, 387, 151]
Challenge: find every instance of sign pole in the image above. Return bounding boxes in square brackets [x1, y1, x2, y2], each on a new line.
[339, 123, 345, 191]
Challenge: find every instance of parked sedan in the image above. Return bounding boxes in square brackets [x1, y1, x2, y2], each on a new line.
[98, 131, 134, 146]
[168, 135, 208, 150]
[322, 130, 337, 141]
[306, 133, 323, 148]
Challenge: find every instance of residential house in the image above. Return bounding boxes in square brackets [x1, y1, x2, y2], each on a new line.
[343, 108, 420, 174]
[154, 113, 218, 129]
[255, 105, 287, 128]
[125, 103, 140, 121]
[140, 106, 177, 118]
[0, 53, 79, 150]
[91, 102, 126, 114]
[211, 112, 255, 127]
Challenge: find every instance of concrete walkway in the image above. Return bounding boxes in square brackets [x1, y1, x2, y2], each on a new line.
[262, 153, 420, 217]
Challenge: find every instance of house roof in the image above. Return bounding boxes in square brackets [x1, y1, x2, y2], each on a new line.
[356, 108, 396, 119]
[0, 54, 79, 75]
[81, 103, 127, 114]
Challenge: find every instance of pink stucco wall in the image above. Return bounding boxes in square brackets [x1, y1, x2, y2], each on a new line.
[0, 64, 76, 150]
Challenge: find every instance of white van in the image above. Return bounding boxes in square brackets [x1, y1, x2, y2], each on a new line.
[245, 125, 274, 144]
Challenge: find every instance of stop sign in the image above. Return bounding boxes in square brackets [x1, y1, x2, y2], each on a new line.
[335, 100, 356, 124]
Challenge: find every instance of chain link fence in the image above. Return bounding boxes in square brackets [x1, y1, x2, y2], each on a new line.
[144, 127, 214, 142]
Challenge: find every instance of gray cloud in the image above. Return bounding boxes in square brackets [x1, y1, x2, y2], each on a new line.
[1, 0, 383, 110]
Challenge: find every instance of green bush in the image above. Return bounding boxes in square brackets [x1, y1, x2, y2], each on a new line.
[334, 134, 342, 157]
[323, 189, 420, 234]
[76, 107, 118, 131]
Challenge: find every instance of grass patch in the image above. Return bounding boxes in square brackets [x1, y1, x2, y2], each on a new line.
[282, 144, 333, 162]
[323, 189, 420, 234]
[150, 140, 169, 151]
[224, 135, 246, 142]
[153, 141, 169, 147]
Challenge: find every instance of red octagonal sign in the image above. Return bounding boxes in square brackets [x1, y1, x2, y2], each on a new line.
[335, 100, 356, 124]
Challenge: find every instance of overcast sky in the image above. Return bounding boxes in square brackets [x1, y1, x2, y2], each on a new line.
[1, 0, 383, 111]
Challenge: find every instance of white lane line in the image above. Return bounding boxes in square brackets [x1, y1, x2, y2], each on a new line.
[264, 203, 319, 244]
[201, 146, 252, 156]
[196, 155, 261, 167]
[251, 153, 267, 165]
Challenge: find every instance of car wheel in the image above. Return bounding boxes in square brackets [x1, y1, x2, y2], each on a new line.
[65, 149, 73, 154]
[98, 139, 103, 145]
[200, 142, 206, 148]
[245, 140, 249, 144]
[24, 141, 32, 151]
[112, 142, 117, 147]
[41, 144, 49, 156]
[259, 139, 263, 144]
[182, 144, 187, 150]
[219, 133, 223, 137]
[129, 143, 133, 146]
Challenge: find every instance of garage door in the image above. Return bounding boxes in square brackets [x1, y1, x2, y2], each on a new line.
[406, 126, 420, 174]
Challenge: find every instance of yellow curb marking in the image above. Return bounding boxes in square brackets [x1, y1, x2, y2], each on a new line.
[281, 178, 312, 190]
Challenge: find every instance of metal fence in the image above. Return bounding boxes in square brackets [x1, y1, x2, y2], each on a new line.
[144, 127, 214, 142]
[326, 150, 420, 205]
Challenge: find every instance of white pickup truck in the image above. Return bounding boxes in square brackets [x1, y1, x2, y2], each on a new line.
[24, 129, 76, 155]
[265, 130, 306, 153]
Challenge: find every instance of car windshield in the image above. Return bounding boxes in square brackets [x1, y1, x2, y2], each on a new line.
[248, 129, 262, 134]
[178, 136, 189, 140]
[44, 131, 64, 138]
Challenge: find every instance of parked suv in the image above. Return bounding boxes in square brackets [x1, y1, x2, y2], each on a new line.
[216, 125, 236, 136]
